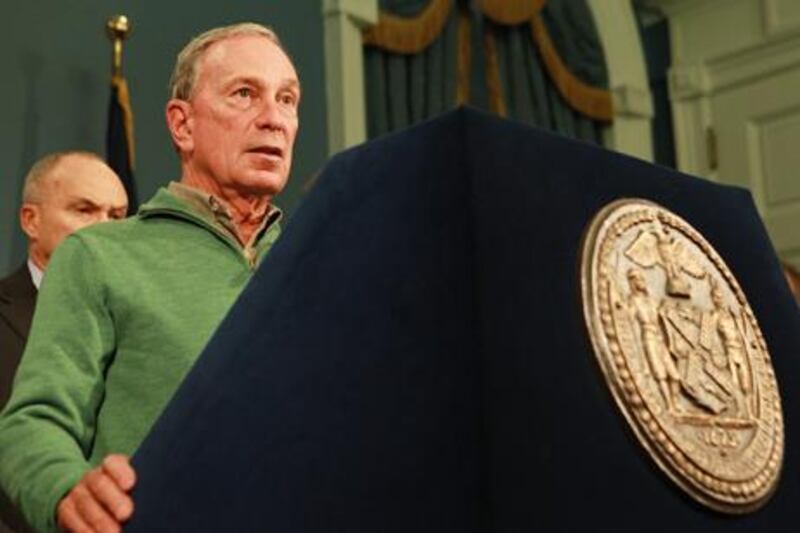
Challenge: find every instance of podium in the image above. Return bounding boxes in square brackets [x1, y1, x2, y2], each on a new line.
[127, 108, 800, 532]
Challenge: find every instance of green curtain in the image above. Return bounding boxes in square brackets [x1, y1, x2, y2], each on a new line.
[489, 0, 606, 142]
[364, 0, 459, 137]
[363, 0, 610, 144]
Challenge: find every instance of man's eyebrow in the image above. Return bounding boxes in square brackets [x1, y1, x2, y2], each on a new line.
[282, 79, 301, 94]
[68, 198, 99, 207]
[223, 76, 260, 90]
[223, 76, 301, 93]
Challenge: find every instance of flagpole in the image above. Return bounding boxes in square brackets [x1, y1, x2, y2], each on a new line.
[105, 14, 138, 211]
[106, 15, 131, 78]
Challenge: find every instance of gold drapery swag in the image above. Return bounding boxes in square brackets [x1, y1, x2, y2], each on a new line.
[362, 0, 453, 54]
[363, 0, 613, 121]
[528, 15, 612, 120]
[478, 0, 545, 25]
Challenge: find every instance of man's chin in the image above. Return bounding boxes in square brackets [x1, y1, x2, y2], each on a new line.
[237, 171, 288, 198]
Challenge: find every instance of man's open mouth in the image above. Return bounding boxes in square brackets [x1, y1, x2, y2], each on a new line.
[249, 146, 283, 159]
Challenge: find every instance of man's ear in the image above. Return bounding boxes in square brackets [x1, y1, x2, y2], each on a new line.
[19, 203, 40, 241]
[166, 99, 194, 153]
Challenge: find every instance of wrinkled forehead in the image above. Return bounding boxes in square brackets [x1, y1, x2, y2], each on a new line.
[196, 34, 298, 87]
[43, 157, 126, 204]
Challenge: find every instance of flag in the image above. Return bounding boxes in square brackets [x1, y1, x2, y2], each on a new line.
[106, 74, 138, 212]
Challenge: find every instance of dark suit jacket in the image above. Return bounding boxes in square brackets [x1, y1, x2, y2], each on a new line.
[0, 264, 36, 409]
[0, 264, 36, 533]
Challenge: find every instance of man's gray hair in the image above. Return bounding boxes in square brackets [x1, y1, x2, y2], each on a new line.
[22, 151, 105, 203]
[168, 22, 283, 101]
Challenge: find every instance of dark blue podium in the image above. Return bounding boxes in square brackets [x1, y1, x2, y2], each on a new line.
[127, 108, 800, 532]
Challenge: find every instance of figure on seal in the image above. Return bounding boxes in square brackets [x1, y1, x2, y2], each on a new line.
[627, 268, 682, 413]
[709, 281, 752, 417]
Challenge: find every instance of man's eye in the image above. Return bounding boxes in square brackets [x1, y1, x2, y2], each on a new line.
[279, 93, 296, 106]
[235, 87, 252, 98]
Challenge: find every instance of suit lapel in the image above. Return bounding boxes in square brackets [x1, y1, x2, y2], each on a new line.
[0, 264, 37, 341]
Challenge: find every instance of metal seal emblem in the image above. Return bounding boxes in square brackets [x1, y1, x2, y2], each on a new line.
[581, 199, 784, 513]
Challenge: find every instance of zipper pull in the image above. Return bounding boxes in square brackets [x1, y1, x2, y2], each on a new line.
[245, 248, 257, 270]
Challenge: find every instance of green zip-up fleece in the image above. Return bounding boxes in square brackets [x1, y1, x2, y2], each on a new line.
[0, 186, 281, 532]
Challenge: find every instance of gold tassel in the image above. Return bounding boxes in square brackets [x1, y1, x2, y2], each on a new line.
[456, 2, 472, 106]
[483, 23, 507, 117]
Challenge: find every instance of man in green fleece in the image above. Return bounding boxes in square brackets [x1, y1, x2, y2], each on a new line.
[0, 22, 300, 533]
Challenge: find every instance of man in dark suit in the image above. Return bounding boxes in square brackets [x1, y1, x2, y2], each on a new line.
[0, 265, 36, 410]
[0, 151, 128, 408]
[0, 151, 127, 533]
[0, 262, 36, 533]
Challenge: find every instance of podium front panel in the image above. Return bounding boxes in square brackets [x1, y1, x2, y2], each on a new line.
[128, 109, 800, 532]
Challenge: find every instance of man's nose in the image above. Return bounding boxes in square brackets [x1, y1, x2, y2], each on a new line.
[254, 98, 285, 132]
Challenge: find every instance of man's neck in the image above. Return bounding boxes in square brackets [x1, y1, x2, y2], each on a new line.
[180, 173, 271, 246]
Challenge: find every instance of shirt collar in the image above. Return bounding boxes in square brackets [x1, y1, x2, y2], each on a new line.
[167, 182, 281, 248]
[27, 258, 43, 290]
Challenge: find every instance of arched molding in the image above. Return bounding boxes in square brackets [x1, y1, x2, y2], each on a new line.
[586, 0, 654, 160]
[322, 0, 379, 155]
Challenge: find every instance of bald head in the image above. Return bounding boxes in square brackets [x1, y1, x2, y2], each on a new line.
[20, 152, 129, 270]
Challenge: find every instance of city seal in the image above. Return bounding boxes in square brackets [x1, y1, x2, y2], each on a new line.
[581, 199, 784, 513]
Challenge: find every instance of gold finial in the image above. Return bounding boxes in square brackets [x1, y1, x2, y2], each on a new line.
[106, 15, 132, 78]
